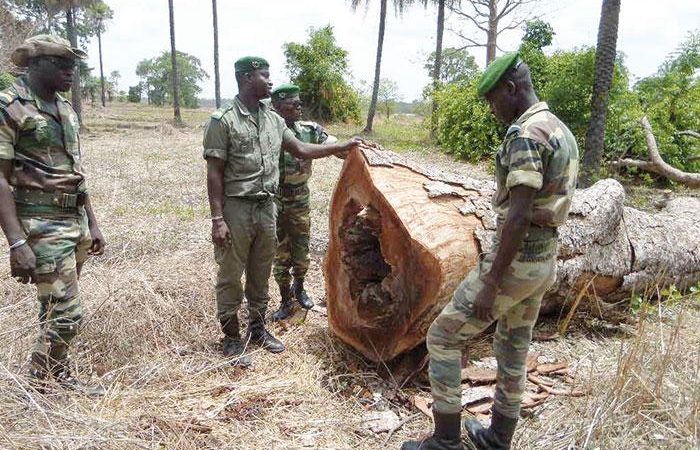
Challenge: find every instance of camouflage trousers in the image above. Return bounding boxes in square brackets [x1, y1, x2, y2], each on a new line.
[427, 236, 557, 418]
[215, 197, 278, 325]
[19, 211, 92, 358]
[273, 192, 310, 286]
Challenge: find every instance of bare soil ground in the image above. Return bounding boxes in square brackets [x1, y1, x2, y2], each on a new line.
[0, 103, 697, 450]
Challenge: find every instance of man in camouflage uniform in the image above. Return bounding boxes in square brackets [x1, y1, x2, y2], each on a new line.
[269, 84, 337, 322]
[0, 35, 107, 395]
[402, 53, 578, 450]
[203, 57, 358, 367]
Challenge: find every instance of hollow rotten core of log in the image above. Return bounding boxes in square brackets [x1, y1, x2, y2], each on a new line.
[339, 204, 394, 321]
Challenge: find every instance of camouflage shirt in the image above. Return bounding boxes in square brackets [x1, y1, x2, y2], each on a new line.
[203, 95, 294, 199]
[279, 120, 328, 187]
[492, 102, 579, 228]
[0, 76, 85, 194]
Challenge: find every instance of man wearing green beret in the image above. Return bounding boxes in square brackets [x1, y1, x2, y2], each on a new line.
[402, 53, 578, 450]
[269, 83, 337, 322]
[0, 35, 106, 395]
[203, 57, 359, 367]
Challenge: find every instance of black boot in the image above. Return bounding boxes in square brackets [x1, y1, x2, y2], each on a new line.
[247, 318, 285, 353]
[464, 410, 518, 450]
[271, 284, 295, 322]
[401, 411, 463, 450]
[293, 278, 314, 310]
[221, 317, 252, 367]
[49, 344, 105, 397]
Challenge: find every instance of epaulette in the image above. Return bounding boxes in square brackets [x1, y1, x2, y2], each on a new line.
[505, 123, 521, 138]
[0, 90, 17, 106]
[211, 105, 233, 121]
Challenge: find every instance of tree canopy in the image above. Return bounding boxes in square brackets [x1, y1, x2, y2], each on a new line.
[136, 51, 208, 108]
[283, 25, 361, 123]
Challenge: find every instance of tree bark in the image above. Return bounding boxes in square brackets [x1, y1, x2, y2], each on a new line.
[168, 0, 182, 125]
[485, 0, 497, 65]
[65, 5, 82, 122]
[613, 117, 700, 188]
[324, 147, 700, 362]
[364, 0, 387, 134]
[97, 24, 106, 107]
[580, 0, 621, 187]
[212, 0, 221, 109]
[430, 0, 445, 140]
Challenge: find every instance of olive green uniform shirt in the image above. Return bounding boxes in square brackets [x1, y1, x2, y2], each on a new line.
[203, 96, 294, 199]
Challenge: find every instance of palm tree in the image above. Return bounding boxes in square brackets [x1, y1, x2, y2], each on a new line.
[581, 0, 621, 186]
[351, 0, 416, 133]
[168, 0, 182, 124]
[419, 0, 459, 139]
[64, 3, 82, 120]
[212, 0, 221, 108]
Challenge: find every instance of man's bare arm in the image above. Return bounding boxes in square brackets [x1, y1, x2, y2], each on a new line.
[206, 157, 230, 247]
[282, 135, 359, 160]
[0, 160, 24, 245]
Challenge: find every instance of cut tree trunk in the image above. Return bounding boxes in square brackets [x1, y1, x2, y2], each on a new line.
[324, 146, 700, 362]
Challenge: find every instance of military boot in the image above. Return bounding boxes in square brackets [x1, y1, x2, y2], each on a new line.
[221, 317, 252, 367]
[28, 351, 52, 392]
[293, 278, 314, 310]
[401, 411, 463, 450]
[271, 283, 295, 322]
[247, 318, 285, 353]
[464, 410, 518, 450]
[49, 344, 105, 397]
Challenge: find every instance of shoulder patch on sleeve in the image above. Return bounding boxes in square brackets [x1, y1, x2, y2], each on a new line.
[211, 106, 233, 121]
[506, 123, 521, 138]
[0, 91, 17, 105]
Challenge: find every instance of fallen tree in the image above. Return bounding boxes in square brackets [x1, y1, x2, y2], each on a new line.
[324, 145, 700, 362]
[613, 116, 700, 188]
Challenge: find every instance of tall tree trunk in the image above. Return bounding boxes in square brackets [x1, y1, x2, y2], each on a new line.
[168, 0, 182, 124]
[580, 0, 621, 187]
[97, 25, 106, 107]
[65, 5, 82, 122]
[364, 0, 387, 134]
[212, 0, 221, 109]
[485, 0, 498, 65]
[430, 0, 445, 140]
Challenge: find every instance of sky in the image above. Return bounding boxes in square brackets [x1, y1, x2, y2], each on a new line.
[85, 0, 700, 102]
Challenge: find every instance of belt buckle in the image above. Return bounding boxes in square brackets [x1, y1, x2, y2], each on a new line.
[59, 193, 77, 208]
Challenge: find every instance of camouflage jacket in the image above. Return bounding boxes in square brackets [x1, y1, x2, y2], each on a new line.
[203, 96, 294, 199]
[279, 120, 329, 188]
[492, 102, 579, 228]
[0, 76, 86, 194]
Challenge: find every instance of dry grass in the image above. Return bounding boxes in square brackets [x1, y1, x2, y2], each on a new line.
[0, 103, 697, 450]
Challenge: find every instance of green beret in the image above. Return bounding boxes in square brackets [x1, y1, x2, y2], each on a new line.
[11, 34, 88, 68]
[271, 83, 300, 101]
[234, 56, 269, 73]
[477, 52, 521, 97]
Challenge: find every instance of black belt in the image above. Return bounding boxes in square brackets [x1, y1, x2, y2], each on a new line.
[14, 188, 86, 208]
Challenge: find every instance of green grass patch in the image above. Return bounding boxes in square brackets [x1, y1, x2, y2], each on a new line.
[327, 115, 438, 153]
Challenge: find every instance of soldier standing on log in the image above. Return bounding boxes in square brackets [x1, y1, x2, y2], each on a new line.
[0, 35, 107, 395]
[269, 84, 337, 322]
[203, 57, 359, 368]
[402, 53, 579, 450]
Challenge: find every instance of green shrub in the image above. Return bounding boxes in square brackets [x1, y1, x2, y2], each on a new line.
[0, 72, 15, 91]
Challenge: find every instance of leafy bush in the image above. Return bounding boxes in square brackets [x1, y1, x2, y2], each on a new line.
[434, 79, 502, 161]
[0, 72, 14, 91]
[284, 26, 361, 123]
[128, 85, 142, 103]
